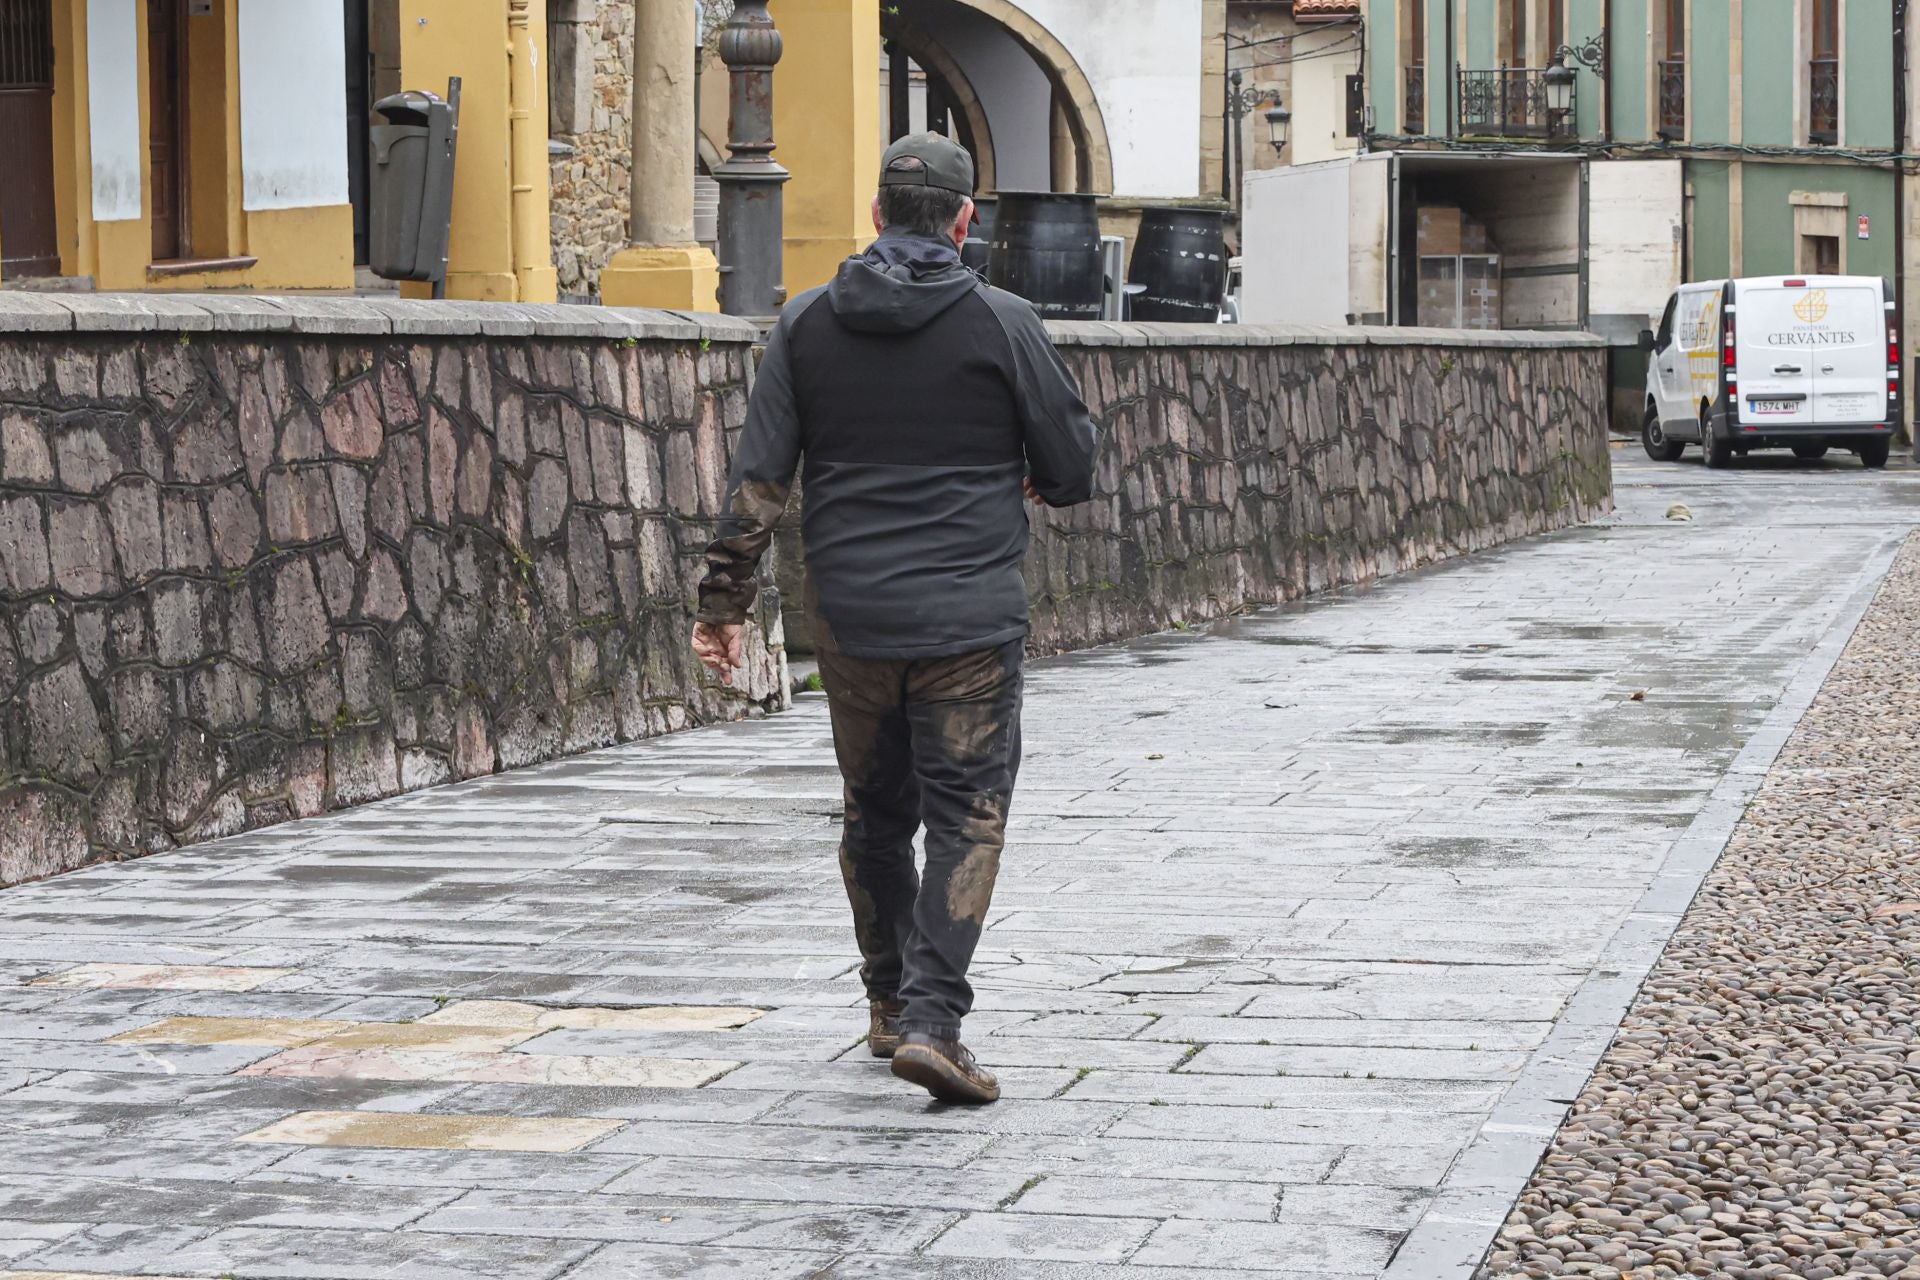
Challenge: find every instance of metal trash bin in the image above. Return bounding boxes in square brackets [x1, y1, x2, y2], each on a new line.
[369, 84, 460, 289]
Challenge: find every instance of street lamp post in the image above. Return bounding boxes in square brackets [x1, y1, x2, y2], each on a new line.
[1227, 67, 1286, 208]
[713, 0, 788, 317]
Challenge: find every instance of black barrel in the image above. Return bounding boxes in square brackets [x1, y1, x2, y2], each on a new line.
[987, 192, 1102, 321]
[1127, 207, 1229, 323]
[960, 195, 996, 273]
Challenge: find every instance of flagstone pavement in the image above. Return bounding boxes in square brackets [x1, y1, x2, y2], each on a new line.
[2, 450, 1918, 1280]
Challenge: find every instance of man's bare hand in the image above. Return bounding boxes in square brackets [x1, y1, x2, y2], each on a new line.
[692, 622, 746, 686]
[1022, 476, 1050, 507]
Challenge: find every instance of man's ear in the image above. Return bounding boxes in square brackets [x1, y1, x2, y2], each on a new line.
[951, 198, 975, 250]
[871, 196, 886, 236]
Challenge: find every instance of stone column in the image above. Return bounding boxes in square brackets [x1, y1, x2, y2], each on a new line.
[1199, 0, 1227, 199]
[547, 0, 596, 134]
[601, 0, 722, 310]
[773, 0, 882, 295]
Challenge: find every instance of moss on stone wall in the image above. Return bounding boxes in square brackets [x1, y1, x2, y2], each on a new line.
[0, 322, 783, 884]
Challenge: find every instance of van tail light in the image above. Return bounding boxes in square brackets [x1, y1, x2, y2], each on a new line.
[1723, 306, 1738, 394]
[1784, 279, 1808, 288]
[1892, 308, 1903, 408]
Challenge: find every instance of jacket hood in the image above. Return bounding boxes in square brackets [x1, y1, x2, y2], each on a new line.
[827, 230, 981, 334]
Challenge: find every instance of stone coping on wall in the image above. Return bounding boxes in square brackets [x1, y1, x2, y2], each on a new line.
[1045, 320, 1608, 349]
[0, 292, 1607, 353]
[0, 293, 763, 343]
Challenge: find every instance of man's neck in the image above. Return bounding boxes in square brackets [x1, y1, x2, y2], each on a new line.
[870, 227, 962, 265]
[880, 225, 958, 247]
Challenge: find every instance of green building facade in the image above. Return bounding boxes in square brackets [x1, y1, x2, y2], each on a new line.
[1361, 0, 1906, 287]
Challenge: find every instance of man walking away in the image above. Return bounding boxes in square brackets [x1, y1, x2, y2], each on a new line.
[691, 133, 1098, 1104]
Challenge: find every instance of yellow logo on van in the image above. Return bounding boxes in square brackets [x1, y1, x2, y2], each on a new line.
[1682, 295, 1720, 353]
[1793, 290, 1830, 324]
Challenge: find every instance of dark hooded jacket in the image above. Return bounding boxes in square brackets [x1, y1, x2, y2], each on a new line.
[697, 229, 1099, 661]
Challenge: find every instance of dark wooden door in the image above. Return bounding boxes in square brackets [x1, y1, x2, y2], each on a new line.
[1504, 0, 1529, 127]
[147, 0, 183, 261]
[344, 0, 371, 264]
[0, 0, 59, 278]
[1810, 235, 1841, 277]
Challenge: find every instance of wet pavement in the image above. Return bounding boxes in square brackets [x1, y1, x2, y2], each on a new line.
[2, 448, 1918, 1279]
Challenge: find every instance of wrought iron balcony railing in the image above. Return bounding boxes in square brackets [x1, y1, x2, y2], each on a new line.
[1456, 66, 1574, 139]
[1808, 57, 1839, 144]
[1657, 59, 1686, 140]
[1404, 64, 1426, 134]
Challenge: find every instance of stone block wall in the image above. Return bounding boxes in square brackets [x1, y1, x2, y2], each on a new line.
[0, 295, 785, 886]
[1029, 326, 1613, 652]
[0, 296, 1610, 885]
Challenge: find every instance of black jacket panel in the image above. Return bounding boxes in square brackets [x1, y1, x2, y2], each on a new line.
[698, 230, 1099, 661]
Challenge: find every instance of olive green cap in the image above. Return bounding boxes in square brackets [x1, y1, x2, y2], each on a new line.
[878, 132, 977, 198]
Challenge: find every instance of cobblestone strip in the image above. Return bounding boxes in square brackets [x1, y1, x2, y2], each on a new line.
[1479, 534, 1920, 1280]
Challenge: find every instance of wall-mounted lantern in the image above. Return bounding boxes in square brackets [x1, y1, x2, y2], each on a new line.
[1264, 103, 1292, 155]
[1543, 57, 1577, 117]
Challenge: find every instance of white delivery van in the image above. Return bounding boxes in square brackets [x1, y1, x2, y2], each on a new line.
[1640, 275, 1900, 468]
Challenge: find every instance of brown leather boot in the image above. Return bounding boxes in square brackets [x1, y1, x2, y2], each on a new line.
[890, 1031, 1000, 1104]
[867, 999, 908, 1059]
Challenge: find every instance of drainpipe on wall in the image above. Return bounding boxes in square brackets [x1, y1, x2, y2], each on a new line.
[1445, 0, 1456, 137]
[506, 0, 554, 302]
[1358, 15, 1370, 152]
[1222, 25, 1234, 200]
[1896, 0, 1912, 449]
[1601, 0, 1613, 142]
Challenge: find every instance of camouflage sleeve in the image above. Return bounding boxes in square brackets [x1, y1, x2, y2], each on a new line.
[697, 314, 804, 626]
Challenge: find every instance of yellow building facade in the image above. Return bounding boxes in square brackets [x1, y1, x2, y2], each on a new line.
[774, 0, 884, 299]
[6, 1, 1221, 312]
[27, 0, 357, 293]
[0, 0, 555, 303]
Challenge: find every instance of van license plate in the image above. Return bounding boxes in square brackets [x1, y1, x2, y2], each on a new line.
[1749, 399, 1800, 415]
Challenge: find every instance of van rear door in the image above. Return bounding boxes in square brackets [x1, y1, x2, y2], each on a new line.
[1805, 284, 1886, 425]
[1672, 286, 1722, 421]
[1736, 284, 1819, 427]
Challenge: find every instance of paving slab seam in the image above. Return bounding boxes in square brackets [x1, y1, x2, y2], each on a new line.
[1378, 528, 1911, 1280]
[551, 1240, 621, 1278]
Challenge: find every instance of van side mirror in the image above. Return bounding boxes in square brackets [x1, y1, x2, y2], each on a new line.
[1639, 329, 1657, 352]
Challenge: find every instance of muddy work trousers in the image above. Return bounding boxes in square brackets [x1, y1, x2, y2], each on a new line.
[819, 639, 1024, 1040]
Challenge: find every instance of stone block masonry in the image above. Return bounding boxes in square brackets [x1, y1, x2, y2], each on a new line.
[548, 0, 639, 301]
[0, 295, 1610, 885]
[1030, 326, 1614, 652]
[0, 295, 786, 886]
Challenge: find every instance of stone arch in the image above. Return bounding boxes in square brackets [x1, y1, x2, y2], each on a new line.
[881, 13, 999, 193]
[943, 0, 1114, 195]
